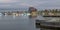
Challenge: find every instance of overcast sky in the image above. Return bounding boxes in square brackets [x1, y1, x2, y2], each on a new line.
[0, 0, 60, 10]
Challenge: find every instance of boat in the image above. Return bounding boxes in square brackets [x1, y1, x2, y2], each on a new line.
[43, 15, 60, 17]
[36, 18, 60, 30]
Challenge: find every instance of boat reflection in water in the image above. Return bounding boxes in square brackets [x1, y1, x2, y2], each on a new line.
[36, 17, 60, 30]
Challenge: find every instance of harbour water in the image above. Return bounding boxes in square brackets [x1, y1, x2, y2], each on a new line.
[0, 15, 59, 30]
[0, 15, 41, 30]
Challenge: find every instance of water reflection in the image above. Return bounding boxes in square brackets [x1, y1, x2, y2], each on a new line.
[0, 15, 37, 30]
[0, 15, 59, 30]
[13, 15, 16, 19]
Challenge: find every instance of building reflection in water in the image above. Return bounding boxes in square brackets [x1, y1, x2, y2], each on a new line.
[13, 15, 16, 19]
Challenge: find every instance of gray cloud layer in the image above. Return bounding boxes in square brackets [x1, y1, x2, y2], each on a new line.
[0, 0, 60, 10]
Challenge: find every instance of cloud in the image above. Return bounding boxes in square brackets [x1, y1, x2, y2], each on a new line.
[18, 0, 48, 7]
[19, 3, 34, 7]
[0, 0, 18, 3]
[0, 4, 11, 6]
[39, 0, 60, 7]
[0, 0, 60, 9]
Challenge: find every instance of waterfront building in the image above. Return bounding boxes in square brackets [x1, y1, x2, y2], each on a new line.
[28, 7, 37, 17]
[12, 13, 20, 16]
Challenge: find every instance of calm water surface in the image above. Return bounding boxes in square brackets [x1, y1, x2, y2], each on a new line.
[0, 15, 57, 30]
[0, 15, 41, 30]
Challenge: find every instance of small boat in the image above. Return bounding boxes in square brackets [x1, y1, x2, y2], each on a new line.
[36, 18, 60, 30]
[43, 15, 60, 17]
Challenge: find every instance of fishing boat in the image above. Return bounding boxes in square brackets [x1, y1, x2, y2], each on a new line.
[36, 18, 60, 30]
[43, 15, 60, 17]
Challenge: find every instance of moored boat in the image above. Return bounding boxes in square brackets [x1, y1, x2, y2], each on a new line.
[36, 18, 60, 30]
[43, 15, 60, 17]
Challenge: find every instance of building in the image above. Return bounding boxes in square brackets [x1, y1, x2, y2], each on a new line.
[28, 7, 37, 13]
[28, 7, 37, 17]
